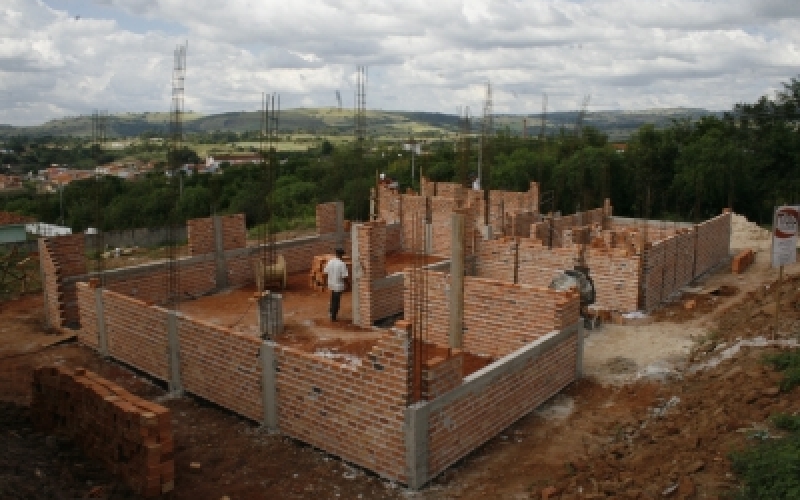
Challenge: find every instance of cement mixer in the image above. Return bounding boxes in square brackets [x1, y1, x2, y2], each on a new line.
[255, 254, 287, 291]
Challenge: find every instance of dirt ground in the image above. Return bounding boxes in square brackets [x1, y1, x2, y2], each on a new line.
[3, 213, 800, 499]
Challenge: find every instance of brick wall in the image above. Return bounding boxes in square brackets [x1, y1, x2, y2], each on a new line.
[694, 211, 732, 277]
[422, 354, 463, 401]
[425, 330, 578, 480]
[39, 234, 87, 328]
[584, 249, 641, 312]
[177, 315, 263, 421]
[316, 202, 339, 234]
[100, 288, 171, 380]
[356, 221, 387, 326]
[274, 329, 411, 483]
[187, 214, 246, 256]
[516, 240, 579, 288]
[404, 271, 580, 358]
[475, 238, 517, 283]
[76, 283, 99, 349]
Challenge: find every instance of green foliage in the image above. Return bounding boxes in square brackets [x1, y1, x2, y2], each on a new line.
[764, 350, 800, 392]
[730, 432, 800, 499]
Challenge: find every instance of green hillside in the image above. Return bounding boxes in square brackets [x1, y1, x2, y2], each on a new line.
[0, 107, 721, 141]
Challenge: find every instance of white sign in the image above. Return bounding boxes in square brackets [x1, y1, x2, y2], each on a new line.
[772, 205, 800, 267]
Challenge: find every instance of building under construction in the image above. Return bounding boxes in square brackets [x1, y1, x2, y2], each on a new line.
[37, 174, 731, 488]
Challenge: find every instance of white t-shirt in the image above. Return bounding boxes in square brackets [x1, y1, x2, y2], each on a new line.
[323, 257, 349, 292]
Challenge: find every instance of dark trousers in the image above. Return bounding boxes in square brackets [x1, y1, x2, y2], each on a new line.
[330, 290, 343, 321]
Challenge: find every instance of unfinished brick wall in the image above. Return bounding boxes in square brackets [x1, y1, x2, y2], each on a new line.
[177, 315, 263, 421]
[401, 194, 427, 251]
[39, 234, 88, 328]
[0, 211, 34, 225]
[274, 329, 411, 483]
[316, 202, 339, 234]
[404, 271, 580, 358]
[425, 330, 578, 480]
[187, 214, 246, 256]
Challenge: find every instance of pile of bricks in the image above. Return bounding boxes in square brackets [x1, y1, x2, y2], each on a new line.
[732, 248, 755, 274]
[309, 254, 352, 291]
[0, 211, 34, 225]
[31, 366, 174, 497]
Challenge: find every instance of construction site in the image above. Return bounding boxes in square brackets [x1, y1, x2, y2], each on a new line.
[2, 52, 800, 499]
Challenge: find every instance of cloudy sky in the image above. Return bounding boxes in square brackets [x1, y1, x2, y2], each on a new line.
[2, 0, 800, 125]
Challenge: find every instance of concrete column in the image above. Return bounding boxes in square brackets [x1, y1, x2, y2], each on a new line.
[480, 225, 493, 240]
[94, 287, 109, 357]
[166, 311, 183, 394]
[258, 292, 284, 339]
[351, 223, 361, 326]
[212, 215, 229, 289]
[404, 402, 430, 490]
[448, 213, 465, 349]
[424, 223, 433, 255]
[369, 187, 377, 220]
[260, 341, 279, 431]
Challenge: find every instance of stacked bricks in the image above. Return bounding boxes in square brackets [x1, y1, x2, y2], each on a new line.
[422, 353, 463, 401]
[39, 234, 88, 328]
[405, 271, 580, 358]
[732, 249, 755, 274]
[426, 332, 578, 479]
[273, 328, 411, 483]
[187, 214, 246, 256]
[31, 366, 174, 497]
[316, 202, 339, 234]
[310, 254, 352, 291]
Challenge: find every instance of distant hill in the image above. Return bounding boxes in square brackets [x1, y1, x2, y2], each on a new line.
[0, 107, 722, 141]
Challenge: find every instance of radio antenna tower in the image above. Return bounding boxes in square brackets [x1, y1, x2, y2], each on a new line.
[480, 82, 493, 225]
[354, 66, 367, 154]
[539, 93, 548, 140]
[166, 42, 187, 308]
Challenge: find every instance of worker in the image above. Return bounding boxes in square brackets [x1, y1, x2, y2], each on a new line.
[323, 248, 348, 322]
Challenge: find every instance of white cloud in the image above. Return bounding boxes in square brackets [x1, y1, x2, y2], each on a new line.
[1, 0, 800, 125]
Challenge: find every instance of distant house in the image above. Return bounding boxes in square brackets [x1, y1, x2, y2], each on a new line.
[0, 174, 23, 190]
[205, 154, 262, 170]
[611, 143, 628, 154]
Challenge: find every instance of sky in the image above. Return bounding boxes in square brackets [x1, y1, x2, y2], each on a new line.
[1, 0, 800, 126]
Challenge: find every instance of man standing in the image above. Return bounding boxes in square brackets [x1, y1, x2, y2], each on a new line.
[323, 248, 348, 322]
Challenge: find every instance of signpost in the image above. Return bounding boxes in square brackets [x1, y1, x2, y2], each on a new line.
[771, 205, 800, 336]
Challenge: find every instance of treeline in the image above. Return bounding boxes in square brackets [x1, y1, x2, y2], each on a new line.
[2, 76, 799, 232]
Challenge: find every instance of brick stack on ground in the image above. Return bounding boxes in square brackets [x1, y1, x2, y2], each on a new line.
[31, 366, 174, 497]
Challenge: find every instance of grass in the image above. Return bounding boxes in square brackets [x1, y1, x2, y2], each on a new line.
[728, 349, 800, 499]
